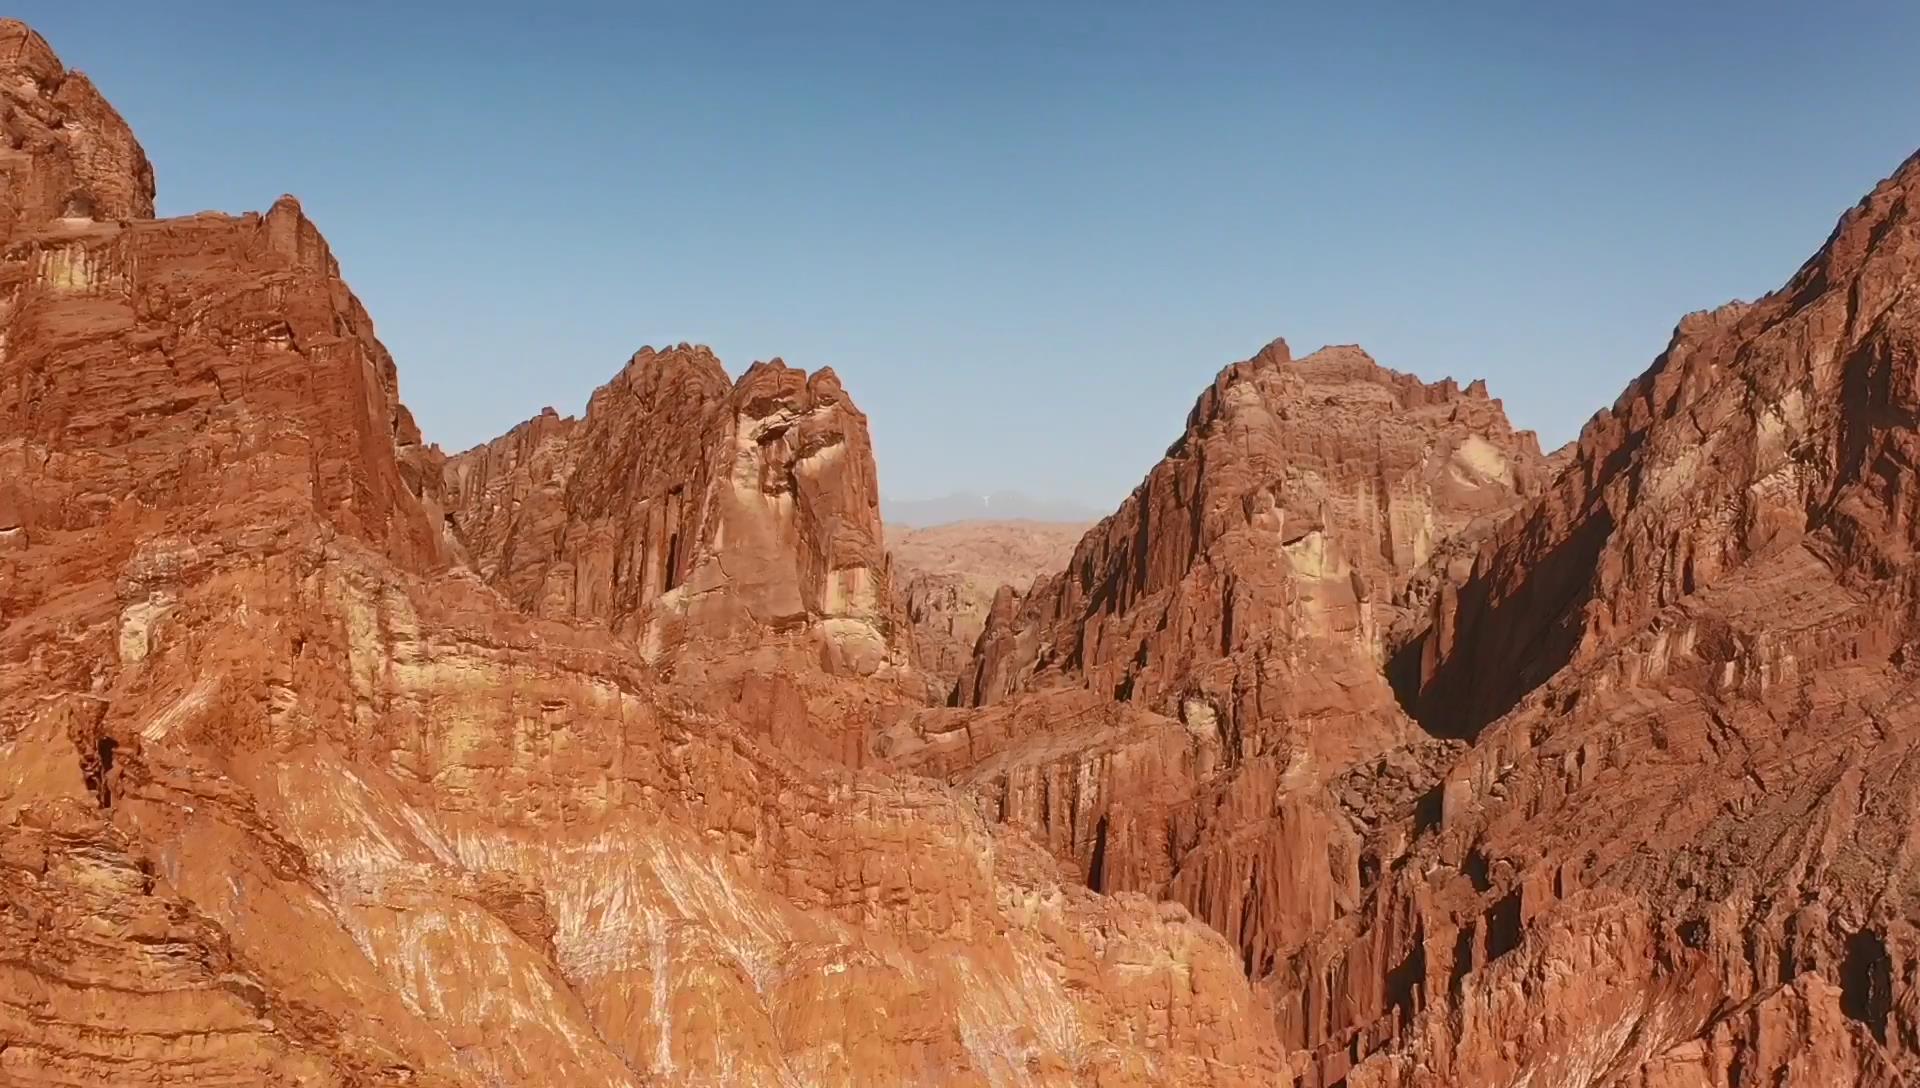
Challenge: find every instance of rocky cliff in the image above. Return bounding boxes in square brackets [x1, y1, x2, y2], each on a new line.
[0, 22, 1280, 1086]
[1269, 148, 1920, 1087]
[956, 341, 1552, 738]
[904, 342, 1548, 984]
[442, 347, 927, 763]
[445, 349, 902, 676]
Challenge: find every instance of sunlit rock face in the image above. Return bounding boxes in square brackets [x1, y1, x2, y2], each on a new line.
[0, 21, 1282, 1087]
[919, 340, 1549, 983]
[445, 350, 900, 671]
[921, 146, 1920, 1087]
[957, 340, 1553, 746]
[443, 348, 930, 763]
[16, 13, 1920, 1087]
[1283, 148, 1920, 1088]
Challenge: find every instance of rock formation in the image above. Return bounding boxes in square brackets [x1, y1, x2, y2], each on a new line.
[887, 519, 1088, 697]
[907, 342, 1548, 982]
[15, 14, 1920, 1087]
[1271, 147, 1920, 1087]
[445, 350, 901, 675]
[0, 22, 1280, 1086]
[443, 347, 928, 762]
[956, 341, 1552, 735]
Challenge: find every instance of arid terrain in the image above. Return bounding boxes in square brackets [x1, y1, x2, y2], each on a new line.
[7, 18, 1920, 1087]
[888, 520, 1089, 698]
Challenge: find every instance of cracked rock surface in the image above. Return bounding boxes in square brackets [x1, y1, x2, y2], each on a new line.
[14, 14, 1920, 1087]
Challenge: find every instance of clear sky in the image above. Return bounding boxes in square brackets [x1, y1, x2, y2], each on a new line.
[19, 2, 1920, 509]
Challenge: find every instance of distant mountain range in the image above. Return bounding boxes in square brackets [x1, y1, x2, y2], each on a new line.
[881, 490, 1106, 527]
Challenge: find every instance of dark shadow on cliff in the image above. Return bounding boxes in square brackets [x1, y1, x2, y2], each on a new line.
[1394, 504, 1618, 740]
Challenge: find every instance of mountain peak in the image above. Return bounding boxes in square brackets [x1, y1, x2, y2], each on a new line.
[1415, 146, 1920, 738]
[0, 19, 154, 230]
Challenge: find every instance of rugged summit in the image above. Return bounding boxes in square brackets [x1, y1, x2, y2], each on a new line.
[446, 348, 900, 676]
[886, 343, 1551, 986]
[443, 348, 925, 761]
[15, 14, 1920, 1088]
[0, 20, 152, 230]
[1415, 155, 1920, 740]
[0, 23, 1279, 1086]
[1272, 150, 1920, 1086]
[958, 341, 1552, 732]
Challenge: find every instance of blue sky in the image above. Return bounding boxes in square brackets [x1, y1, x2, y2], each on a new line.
[20, 2, 1920, 508]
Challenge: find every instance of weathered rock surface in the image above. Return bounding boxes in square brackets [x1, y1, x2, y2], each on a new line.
[0, 21, 152, 232]
[957, 341, 1552, 741]
[0, 23, 1282, 1086]
[18, 14, 1920, 1087]
[1272, 151, 1920, 1085]
[921, 342, 1549, 981]
[444, 347, 928, 762]
[446, 347, 903, 675]
[887, 519, 1088, 698]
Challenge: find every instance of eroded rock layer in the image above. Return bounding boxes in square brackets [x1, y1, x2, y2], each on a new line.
[443, 348, 929, 762]
[957, 341, 1551, 741]
[1275, 152, 1920, 1086]
[0, 23, 1280, 1087]
[915, 342, 1548, 982]
[445, 349, 902, 675]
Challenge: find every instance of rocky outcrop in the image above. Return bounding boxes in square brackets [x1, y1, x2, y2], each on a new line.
[916, 342, 1550, 982]
[0, 21, 153, 232]
[888, 519, 1088, 697]
[0, 23, 1283, 1087]
[1270, 151, 1920, 1085]
[1412, 153, 1920, 740]
[957, 341, 1551, 747]
[446, 348, 903, 674]
[443, 348, 927, 761]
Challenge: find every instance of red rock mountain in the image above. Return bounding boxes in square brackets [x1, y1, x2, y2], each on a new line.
[0, 23, 1277, 1085]
[1294, 149, 1920, 1087]
[12, 15, 1920, 1088]
[957, 341, 1552, 728]
[443, 347, 926, 762]
[901, 157, 1920, 1084]
[446, 349, 900, 673]
[887, 343, 1551, 986]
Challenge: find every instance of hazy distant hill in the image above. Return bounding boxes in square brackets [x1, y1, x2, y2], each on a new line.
[881, 490, 1104, 527]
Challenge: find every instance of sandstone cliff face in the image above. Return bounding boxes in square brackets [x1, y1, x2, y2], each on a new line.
[887, 519, 1088, 698]
[443, 348, 926, 762]
[0, 21, 152, 232]
[915, 342, 1546, 982]
[0, 27, 447, 583]
[446, 348, 900, 675]
[0, 23, 1283, 1086]
[958, 341, 1551, 744]
[1415, 153, 1920, 740]
[1268, 153, 1920, 1086]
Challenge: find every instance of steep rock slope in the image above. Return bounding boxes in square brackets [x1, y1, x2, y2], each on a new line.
[0, 22, 1282, 1086]
[444, 348, 924, 762]
[958, 341, 1552, 741]
[894, 344, 1549, 980]
[1275, 152, 1920, 1086]
[445, 350, 899, 674]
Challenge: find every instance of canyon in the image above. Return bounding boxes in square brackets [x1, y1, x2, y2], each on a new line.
[5, 17, 1920, 1087]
